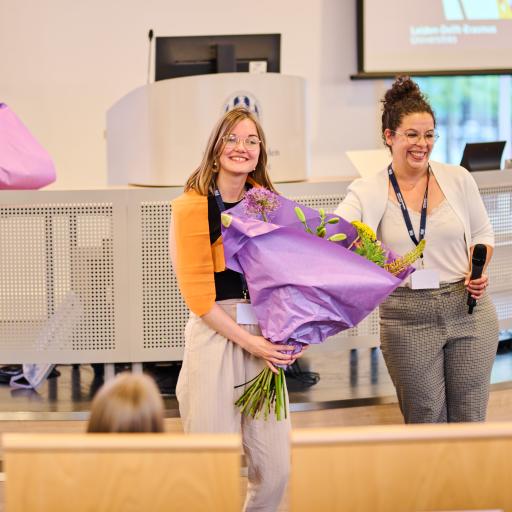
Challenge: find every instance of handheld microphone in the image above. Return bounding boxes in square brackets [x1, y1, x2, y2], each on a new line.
[467, 243, 487, 314]
[147, 29, 154, 84]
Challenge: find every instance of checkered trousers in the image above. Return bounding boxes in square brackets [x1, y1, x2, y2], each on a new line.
[379, 280, 499, 423]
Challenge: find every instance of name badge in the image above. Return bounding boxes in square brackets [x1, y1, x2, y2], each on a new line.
[236, 303, 259, 325]
[410, 268, 440, 289]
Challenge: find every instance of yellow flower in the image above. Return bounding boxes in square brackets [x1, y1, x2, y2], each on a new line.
[384, 239, 426, 276]
[351, 220, 377, 241]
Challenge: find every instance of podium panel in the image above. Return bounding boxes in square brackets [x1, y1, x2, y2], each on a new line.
[1, 172, 511, 364]
[107, 73, 308, 186]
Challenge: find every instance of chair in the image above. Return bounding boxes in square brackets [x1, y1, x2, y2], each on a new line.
[290, 422, 512, 511]
[4, 432, 241, 512]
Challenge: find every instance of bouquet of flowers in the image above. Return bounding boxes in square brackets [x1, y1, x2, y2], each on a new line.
[221, 189, 424, 420]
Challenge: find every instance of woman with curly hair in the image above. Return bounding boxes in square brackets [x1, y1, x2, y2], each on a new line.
[336, 76, 498, 424]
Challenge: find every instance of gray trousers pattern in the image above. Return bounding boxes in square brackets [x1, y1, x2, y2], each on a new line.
[176, 300, 291, 512]
[379, 281, 499, 424]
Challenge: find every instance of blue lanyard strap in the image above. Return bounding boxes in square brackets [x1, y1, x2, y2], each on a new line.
[214, 188, 248, 298]
[213, 187, 227, 212]
[387, 164, 430, 247]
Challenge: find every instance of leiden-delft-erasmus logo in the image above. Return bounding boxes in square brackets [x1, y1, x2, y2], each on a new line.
[223, 92, 262, 118]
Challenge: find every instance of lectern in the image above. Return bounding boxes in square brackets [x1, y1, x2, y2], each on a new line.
[106, 73, 308, 186]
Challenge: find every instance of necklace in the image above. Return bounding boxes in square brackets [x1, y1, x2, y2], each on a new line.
[216, 176, 247, 202]
[396, 171, 428, 192]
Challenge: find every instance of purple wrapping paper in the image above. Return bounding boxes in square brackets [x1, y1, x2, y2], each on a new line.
[0, 103, 56, 189]
[221, 195, 412, 347]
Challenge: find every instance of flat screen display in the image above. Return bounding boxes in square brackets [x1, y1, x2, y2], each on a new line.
[155, 34, 280, 81]
[460, 140, 506, 171]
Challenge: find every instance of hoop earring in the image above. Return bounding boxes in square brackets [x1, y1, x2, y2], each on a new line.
[213, 160, 219, 173]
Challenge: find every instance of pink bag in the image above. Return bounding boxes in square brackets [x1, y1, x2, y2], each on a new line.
[0, 103, 56, 189]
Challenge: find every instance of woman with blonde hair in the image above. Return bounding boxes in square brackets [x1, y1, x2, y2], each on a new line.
[87, 372, 165, 433]
[170, 107, 306, 511]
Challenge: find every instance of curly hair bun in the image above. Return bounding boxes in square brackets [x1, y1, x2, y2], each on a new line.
[384, 75, 422, 105]
[380, 75, 435, 147]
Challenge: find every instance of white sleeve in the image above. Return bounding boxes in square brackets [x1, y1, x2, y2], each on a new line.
[334, 181, 364, 222]
[465, 173, 495, 247]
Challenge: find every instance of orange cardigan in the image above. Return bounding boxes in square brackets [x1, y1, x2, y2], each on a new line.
[171, 180, 260, 316]
[171, 190, 222, 316]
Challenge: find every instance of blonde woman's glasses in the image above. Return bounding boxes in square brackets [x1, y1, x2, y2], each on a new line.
[391, 130, 439, 144]
[222, 134, 261, 150]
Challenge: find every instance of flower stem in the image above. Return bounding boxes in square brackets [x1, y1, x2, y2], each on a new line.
[234, 367, 288, 420]
[347, 235, 360, 251]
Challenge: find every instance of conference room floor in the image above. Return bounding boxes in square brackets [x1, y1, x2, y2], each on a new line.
[0, 337, 511, 417]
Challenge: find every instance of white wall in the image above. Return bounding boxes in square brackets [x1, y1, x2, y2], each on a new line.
[0, 0, 387, 189]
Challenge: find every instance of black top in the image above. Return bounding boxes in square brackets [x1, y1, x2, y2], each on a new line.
[207, 195, 247, 301]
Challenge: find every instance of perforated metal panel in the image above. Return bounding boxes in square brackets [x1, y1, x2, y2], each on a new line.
[290, 194, 344, 214]
[481, 187, 512, 246]
[0, 203, 116, 360]
[1, 175, 511, 364]
[140, 201, 188, 351]
[481, 186, 512, 325]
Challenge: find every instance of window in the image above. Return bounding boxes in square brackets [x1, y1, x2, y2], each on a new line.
[415, 75, 512, 166]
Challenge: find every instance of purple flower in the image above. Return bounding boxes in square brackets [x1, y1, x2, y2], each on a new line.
[243, 188, 280, 222]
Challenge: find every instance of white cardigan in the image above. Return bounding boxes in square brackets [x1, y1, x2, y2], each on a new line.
[335, 160, 494, 254]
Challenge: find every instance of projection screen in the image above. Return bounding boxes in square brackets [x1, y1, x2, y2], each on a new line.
[355, 0, 512, 77]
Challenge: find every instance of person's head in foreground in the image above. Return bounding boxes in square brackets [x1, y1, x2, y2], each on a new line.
[87, 372, 165, 433]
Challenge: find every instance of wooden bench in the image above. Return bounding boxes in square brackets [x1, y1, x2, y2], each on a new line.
[291, 422, 512, 511]
[3, 433, 241, 512]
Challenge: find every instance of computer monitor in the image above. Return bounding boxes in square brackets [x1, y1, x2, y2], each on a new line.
[460, 141, 506, 172]
[155, 34, 281, 81]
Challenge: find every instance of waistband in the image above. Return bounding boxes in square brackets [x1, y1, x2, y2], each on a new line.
[391, 279, 465, 297]
[215, 299, 250, 323]
[216, 299, 251, 305]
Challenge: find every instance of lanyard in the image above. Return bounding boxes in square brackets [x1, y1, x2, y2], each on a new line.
[214, 187, 249, 299]
[387, 164, 430, 247]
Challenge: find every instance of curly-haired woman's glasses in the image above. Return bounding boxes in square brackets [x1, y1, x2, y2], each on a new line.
[391, 130, 439, 144]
